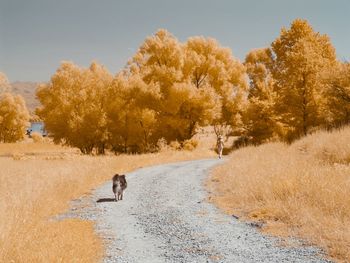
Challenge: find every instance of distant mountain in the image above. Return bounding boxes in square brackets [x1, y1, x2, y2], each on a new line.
[10, 81, 42, 113]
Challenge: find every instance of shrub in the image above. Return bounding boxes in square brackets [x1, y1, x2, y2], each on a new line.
[183, 139, 198, 151]
[156, 138, 168, 152]
[169, 140, 181, 150]
[0, 93, 30, 142]
[31, 132, 44, 143]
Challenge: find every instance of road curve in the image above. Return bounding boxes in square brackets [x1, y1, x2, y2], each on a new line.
[68, 159, 330, 263]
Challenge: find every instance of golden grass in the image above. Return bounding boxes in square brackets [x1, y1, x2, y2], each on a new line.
[0, 142, 215, 262]
[208, 126, 350, 262]
[0, 141, 78, 155]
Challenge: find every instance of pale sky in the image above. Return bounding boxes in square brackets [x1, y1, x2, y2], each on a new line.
[0, 0, 349, 82]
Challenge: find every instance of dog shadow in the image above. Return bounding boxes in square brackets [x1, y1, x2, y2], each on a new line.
[96, 198, 116, 203]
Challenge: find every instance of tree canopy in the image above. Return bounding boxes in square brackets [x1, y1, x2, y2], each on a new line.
[0, 73, 11, 94]
[0, 92, 30, 142]
[243, 19, 343, 144]
[34, 20, 350, 152]
[37, 30, 247, 153]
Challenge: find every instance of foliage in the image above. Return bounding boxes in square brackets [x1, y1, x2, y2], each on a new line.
[36, 20, 350, 152]
[31, 132, 44, 143]
[36, 62, 113, 154]
[243, 19, 342, 144]
[105, 74, 158, 153]
[126, 29, 247, 144]
[0, 92, 30, 142]
[182, 139, 198, 151]
[271, 19, 337, 140]
[243, 48, 281, 144]
[169, 140, 181, 150]
[183, 36, 247, 136]
[0, 72, 11, 94]
[323, 62, 350, 126]
[36, 31, 247, 154]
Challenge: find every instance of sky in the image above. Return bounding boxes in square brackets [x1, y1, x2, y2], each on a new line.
[0, 0, 349, 82]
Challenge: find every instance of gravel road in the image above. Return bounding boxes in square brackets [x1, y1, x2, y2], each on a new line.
[65, 159, 330, 263]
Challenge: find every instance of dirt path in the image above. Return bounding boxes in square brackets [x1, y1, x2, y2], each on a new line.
[65, 159, 330, 263]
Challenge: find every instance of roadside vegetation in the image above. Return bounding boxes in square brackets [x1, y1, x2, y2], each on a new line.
[0, 140, 215, 263]
[35, 30, 246, 154]
[0, 92, 30, 143]
[208, 127, 350, 262]
[1, 19, 349, 152]
[206, 19, 350, 262]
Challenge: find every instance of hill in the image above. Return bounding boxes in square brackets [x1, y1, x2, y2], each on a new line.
[10, 81, 41, 113]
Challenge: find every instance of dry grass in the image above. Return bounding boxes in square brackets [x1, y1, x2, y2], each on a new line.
[208, 126, 350, 262]
[30, 132, 44, 143]
[0, 141, 78, 156]
[0, 142, 215, 263]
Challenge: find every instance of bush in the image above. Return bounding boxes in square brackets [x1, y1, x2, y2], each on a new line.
[169, 140, 181, 150]
[156, 138, 168, 152]
[0, 93, 30, 142]
[31, 132, 44, 143]
[232, 135, 251, 149]
[183, 139, 198, 151]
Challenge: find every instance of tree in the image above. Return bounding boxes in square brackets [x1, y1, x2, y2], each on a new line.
[156, 80, 219, 141]
[0, 92, 30, 142]
[126, 29, 200, 143]
[36, 30, 248, 153]
[183, 36, 247, 139]
[243, 48, 281, 144]
[126, 30, 247, 144]
[36, 61, 113, 154]
[127, 29, 184, 91]
[106, 74, 158, 153]
[323, 62, 350, 126]
[271, 19, 336, 140]
[0, 72, 11, 94]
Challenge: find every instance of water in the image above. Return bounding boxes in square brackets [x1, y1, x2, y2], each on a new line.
[27, 121, 48, 136]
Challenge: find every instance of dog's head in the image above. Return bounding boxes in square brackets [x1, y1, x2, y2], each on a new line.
[112, 174, 126, 185]
[119, 175, 126, 185]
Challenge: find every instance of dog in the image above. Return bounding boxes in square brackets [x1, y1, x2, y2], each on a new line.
[112, 174, 127, 201]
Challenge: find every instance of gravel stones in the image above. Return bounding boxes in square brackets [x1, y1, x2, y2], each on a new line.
[63, 159, 331, 263]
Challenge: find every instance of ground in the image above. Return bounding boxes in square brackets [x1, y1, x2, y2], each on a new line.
[61, 159, 330, 263]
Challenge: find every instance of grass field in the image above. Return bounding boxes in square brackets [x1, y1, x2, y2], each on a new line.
[208, 126, 350, 262]
[0, 139, 216, 262]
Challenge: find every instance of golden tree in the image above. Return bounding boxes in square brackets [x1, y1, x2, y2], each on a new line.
[126, 30, 247, 145]
[128, 29, 183, 89]
[271, 19, 336, 140]
[157, 80, 219, 141]
[37, 61, 112, 154]
[323, 62, 350, 126]
[126, 29, 198, 143]
[183, 36, 247, 139]
[0, 72, 11, 94]
[36, 30, 247, 153]
[243, 48, 281, 144]
[106, 74, 159, 153]
[0, 92, 30, 142]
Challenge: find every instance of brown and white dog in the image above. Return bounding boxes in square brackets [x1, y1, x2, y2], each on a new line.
[112, 174, 127, 201]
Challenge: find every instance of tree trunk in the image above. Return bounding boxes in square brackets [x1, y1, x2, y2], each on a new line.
[301, 74, 308, 136]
